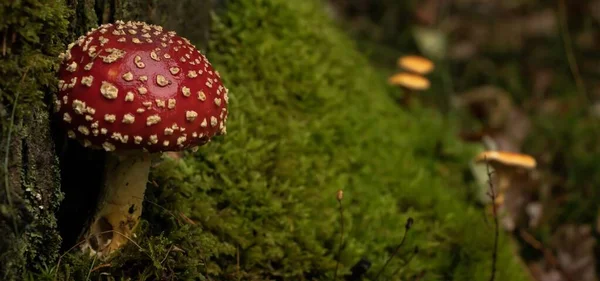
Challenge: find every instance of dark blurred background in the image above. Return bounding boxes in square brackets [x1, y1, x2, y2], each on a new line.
[326, 1, 600, 281]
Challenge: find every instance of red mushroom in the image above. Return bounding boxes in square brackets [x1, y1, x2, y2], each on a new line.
[54, 20, 229, 256]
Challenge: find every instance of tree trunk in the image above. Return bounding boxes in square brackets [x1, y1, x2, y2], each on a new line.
[0, 1, 212, 279]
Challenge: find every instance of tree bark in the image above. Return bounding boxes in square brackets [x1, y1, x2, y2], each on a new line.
[0, 0, 213, 279]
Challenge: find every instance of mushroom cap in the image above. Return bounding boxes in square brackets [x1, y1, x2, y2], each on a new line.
[54, 20, 229, 153]
[388, 72, 430, 90]
[397, 55, 434, 75]
[474, 151, 537, 169]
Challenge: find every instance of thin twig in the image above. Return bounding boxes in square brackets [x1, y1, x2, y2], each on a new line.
[518, 229, 575, 281]
[90, 263, 111, 272]
[160, 245, 174, 265]
[373, 217, 413, 281]
[85, 254, 98, 281]
[333, 189, 344, 281]
[389, 246, 419, 279]
[485, 158, 498, 281]
[557, 0, 589, 104]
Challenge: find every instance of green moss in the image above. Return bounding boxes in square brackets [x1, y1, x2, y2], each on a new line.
[41, 0, 528, 280]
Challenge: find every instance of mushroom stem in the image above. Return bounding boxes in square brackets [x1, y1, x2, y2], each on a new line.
[82, 150, 153, 256]
[399, 89, 414, 106]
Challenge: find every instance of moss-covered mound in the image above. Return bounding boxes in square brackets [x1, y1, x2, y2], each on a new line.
[38, 0, 529, 280]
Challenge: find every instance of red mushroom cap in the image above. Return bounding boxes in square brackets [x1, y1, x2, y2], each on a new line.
[54, 20, 229, 153]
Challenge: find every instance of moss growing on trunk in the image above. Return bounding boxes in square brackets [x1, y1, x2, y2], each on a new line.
[0, 1, 70, 280]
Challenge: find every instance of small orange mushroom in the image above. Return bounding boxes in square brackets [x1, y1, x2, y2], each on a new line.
[397, 55, 435, 75]
[388, 72, 431, 90]
[474, 151, 536, 205]
[388, 72, 430, 106]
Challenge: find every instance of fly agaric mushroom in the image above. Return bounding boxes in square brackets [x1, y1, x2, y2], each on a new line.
[54, 20, 229, 256]
[397, 55, 434, 75]
[388, 72, 430, 106]
[474, 151, 536, 205]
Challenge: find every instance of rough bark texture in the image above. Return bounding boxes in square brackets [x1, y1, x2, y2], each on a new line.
[0, 0, 212, 279]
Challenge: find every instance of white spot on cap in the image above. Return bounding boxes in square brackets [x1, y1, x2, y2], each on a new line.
[122, 114, 135, 124]
[83, 139, 92, 147]
[200, 118, 207, 127]
[102, 142, 116, 151]
[139, 75, 148, 82]
[85, 115, 93, 121]
[122, 72, 133, 81]
[210, 116, 217, 127]
[177, 136, 186, 145]
[138, 86, 148, 95]
[167, 99, 176, 109]
[104, 114, 116, 123]
[91, 121, 99, 129]
[100, 81, 118, 99]
[186, 111, 198, 121]
[214, 98, 221, 106]
[54, 98, 61, 112]
[125, 92, 134, 102]
[155, 99, 166, 108]
[100, 128, 107, 134]
[182, 86, 191, 97]
[67, 130, 76, 138]
[66, 61, 78, 72]
[98, 36, 109, 46]
[156, 75, 170, 87]
[84, 62, 93, 71]
[111, 133, 128, 143]
[136, 108, 146, 113]
[63, 112, 72, 123]
[81, 76, 94, 87]
[134, 55, 145, 68]
[187, 70, 197, 78]
[134, 136, 142, 144]
[164, 128, 174, 135]
[101, 48, 126, 63]
[72, 100, 86, 115]
[197, 91, 206, 101]
[146, 115, 161, 126]
[78, 126, 90, 135]
[170, 67, 180, 75]
[150, 51, 160, 61]
[149, 135, 158, 144]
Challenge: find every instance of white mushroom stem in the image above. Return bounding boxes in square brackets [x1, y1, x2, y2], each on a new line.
[488, 165, 516, 206]
[82, 150, 153, 256]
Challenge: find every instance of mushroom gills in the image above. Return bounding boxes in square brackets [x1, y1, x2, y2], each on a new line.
[81, 150, 153, 256]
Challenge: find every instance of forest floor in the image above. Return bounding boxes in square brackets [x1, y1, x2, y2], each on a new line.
[327, 0, 600, 281]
